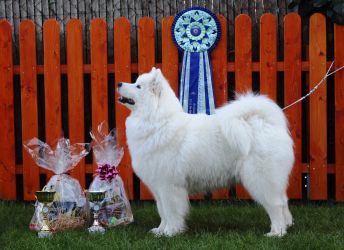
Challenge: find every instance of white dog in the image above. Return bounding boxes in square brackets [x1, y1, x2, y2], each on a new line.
[118, 67, 294, 237]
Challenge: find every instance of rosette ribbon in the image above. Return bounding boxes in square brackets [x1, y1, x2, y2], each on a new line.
[172, 7, 221, 115]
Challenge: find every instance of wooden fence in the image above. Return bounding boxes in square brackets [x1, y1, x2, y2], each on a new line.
[0, 13, 343, 201]
[0, 0, 289, 64]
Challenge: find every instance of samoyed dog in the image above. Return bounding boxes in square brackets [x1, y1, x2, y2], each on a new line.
[118, 67, 294, 237]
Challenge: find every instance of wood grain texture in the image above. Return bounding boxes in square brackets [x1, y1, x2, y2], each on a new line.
[0, 21, 16, 199]
[66, 19, 86, 188]
[114, 17, 133, 200]
[309, 13, 327, 200]
[161, 16, 178, 95]
[20, 20, 39, 200]
[43, 19, 62, 180]
[335, 24, 344, 201]
[260, 13, 277, 100]
[90, 18, 109, 173]
[284, 13, 302, 199]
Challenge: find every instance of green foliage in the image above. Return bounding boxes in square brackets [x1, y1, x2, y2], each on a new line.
[1, 201, 344, 249]
[288, 0, 344, 24]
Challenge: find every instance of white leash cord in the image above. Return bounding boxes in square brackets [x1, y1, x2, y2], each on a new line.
[282, 61, 344, 111]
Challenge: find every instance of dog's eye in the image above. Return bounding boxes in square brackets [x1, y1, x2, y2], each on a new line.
[136, 85, 141, 89]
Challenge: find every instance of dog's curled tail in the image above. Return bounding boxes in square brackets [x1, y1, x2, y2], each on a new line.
[216, 93, 288, 156]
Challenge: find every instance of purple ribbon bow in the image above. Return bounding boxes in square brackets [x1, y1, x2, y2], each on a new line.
[96, 163, 119, 182]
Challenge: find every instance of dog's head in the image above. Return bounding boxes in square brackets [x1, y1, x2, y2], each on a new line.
[117, 67, 168, 113]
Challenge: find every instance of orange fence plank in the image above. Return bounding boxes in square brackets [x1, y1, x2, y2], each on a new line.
[91, 18, 108, 173]
[0, 21, 16, 199]
[162, 16, 179, 94]
[138, 17, 155, 200]
[235, 14, 252, 199]
[335, 24, 344, 201]
[309, 13, 327, 200]
[20, 20, 39, 200]
[114, 17, 133, 200]
[43, 20, 61, 181]
[284, 13, 302, 199]
[260, 13, 277, 100]
[235, 15, 252, 93]
[211, 15, 229, 200]
[66, 19, 86, 188]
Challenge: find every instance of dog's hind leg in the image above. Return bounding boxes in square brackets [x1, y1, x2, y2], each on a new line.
[240, 170, 288, 236]
[282, 195, 293, 228]
[251, 190, 287, 236]
[158, 185, 189, 236]
[261, 199, 286, 237]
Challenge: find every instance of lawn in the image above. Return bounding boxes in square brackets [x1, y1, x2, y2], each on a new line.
[1, 200, 344, 249]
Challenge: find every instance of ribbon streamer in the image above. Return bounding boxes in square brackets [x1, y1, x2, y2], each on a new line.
[172, 7, 221, 114]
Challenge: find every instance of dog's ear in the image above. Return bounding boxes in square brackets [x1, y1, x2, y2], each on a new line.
[150, 68, 162, 96]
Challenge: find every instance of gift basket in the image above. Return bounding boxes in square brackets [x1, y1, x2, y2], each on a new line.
[89, 122, 133, 227]
[25, 137, 90, 232]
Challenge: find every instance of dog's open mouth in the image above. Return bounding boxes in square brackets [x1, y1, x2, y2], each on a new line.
[119, 96, 135, 105]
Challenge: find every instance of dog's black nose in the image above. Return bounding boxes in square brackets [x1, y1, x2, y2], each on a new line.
[118, 82, 123, 88]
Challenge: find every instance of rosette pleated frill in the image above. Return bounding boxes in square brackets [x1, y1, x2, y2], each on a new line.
[172, 7, 221, 114]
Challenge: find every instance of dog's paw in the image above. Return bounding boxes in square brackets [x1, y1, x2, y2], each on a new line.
[286, 221, 293, 228]
[161, 226, 186, 237]
[150, 227, 163, 237]
[285, 217, 293, 228]
[265, 230, 286, 237]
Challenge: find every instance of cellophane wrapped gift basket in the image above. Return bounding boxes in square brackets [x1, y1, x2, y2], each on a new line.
[24, 137, 90, 232]
[89, 122, 133, 227]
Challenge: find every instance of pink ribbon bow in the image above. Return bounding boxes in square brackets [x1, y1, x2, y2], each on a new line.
[96, 164, 119, 182]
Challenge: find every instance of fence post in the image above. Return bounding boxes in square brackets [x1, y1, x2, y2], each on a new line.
[43, 19, 62, 181]
[90, 18, 109, 173]
[114, 17, 133, 200]
[162, 16, 179, 94]
[335, 23, 344, 201]
[309, 13, 327, 200]
[20, 20, 39, 200]
[284, 13, 302, 199]
[0, 20, 16, 200]
[260, 13, 277, 100]
[67, 19, 86, 188]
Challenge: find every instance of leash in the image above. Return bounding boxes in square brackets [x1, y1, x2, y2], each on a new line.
[282, 61, 344, 111]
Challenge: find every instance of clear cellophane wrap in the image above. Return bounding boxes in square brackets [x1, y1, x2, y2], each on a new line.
[24, 137, 90, 232]
[89, 122, 133, 227]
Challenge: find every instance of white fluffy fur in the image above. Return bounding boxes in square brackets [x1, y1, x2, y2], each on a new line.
[118, 67, 294, 237]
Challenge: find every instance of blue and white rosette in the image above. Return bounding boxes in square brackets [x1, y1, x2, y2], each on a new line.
[172, 7, 221, 115]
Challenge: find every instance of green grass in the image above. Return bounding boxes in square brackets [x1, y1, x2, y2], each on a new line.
[1, 200, 344, 250]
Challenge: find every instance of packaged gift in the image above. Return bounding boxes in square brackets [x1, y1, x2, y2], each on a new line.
[89, 122, 133, 227]
[24, 137, 90, 232]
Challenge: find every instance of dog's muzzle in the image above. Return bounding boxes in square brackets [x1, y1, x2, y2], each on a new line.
[117, 83, 135, 105]
[119, 96, 135, 105]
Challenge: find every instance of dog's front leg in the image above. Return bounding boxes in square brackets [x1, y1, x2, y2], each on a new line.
[158, 186, 189, 237]
[150, 190, 166, 236]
